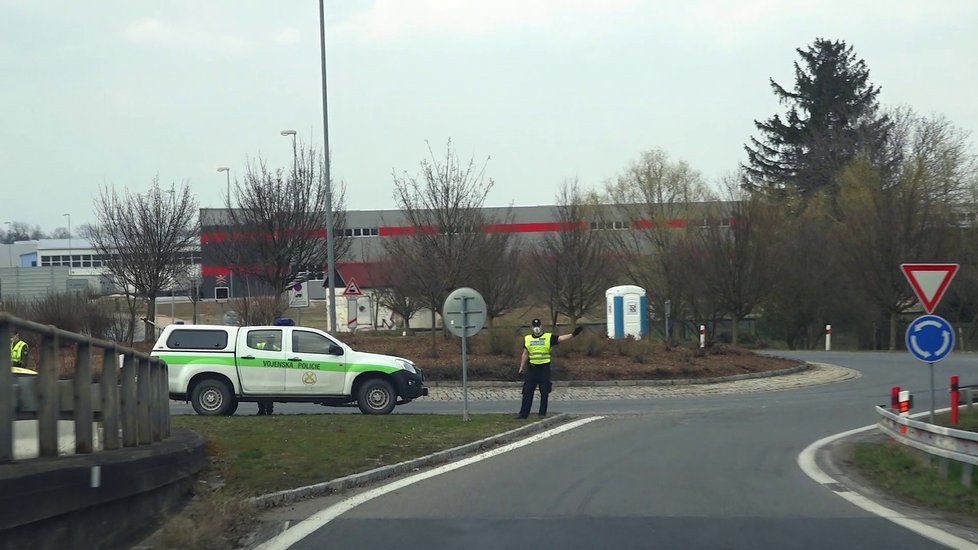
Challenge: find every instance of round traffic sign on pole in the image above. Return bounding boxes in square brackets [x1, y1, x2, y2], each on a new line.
[442, 287, 487, 338]
[906, 314, 954, 363]
[441, 287, 487, 421]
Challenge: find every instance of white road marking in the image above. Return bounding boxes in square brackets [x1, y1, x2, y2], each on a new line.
[798, 411, 978, 550]
[255, 416, 605, 550]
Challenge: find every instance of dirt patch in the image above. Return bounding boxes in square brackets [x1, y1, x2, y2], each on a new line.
[342, 331, 799, 382]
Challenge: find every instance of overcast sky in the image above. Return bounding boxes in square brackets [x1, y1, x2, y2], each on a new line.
[2, 0, 976, 232]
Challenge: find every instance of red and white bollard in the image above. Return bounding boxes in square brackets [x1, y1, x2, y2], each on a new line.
[699, 325, 706, 348]
[825, 324, 832, 351]
[898, 389, 911, 433]
[951, 375, 960, 426]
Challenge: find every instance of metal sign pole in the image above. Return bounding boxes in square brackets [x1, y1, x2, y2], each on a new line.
[461, 296, 470, 421]
[441, 287, 486, 423]
[930, 362, 936, 423]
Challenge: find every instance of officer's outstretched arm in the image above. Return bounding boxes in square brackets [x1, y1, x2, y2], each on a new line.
[557, 326, 584, 343]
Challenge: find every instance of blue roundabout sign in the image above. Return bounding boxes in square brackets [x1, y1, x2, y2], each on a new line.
[905, 314, 954, 363]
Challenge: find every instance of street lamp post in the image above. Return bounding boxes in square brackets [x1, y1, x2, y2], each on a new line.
[280, 130, 297, 177]
[3, 221, 11, 267]
[216, 167, 233, 299]
[167, 188, 176, 324]
[217, 167, 231, 204]
[319, 0, 337, 333]
[62, 213, 71, 274]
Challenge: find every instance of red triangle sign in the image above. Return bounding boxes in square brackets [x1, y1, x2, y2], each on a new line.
[900, 263, 959, 313]
[343, 277, 363, 296]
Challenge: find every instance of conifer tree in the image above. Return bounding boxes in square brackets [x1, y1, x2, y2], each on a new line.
[743, 38, 891, 200]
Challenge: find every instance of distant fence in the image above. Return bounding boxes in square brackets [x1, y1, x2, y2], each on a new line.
[0, 312, 170, 462]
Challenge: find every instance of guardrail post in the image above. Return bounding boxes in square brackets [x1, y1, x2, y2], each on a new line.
[101, 346, 120, 450]
[38, 330, 59, 458]
[121, 354, 138, 447]
[161, 361, 170, 438]
[963, 463, 973, 488]
[137, 356, 151, 445]
[74, 341, 94, 454]
[938, 457, 949, 479]
[0, 318, 12, 463]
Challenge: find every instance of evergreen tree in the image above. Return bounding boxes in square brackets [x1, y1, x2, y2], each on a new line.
[743, 38, 891, 200]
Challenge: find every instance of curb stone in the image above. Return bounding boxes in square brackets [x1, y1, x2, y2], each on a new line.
[423, 363, 810, 388]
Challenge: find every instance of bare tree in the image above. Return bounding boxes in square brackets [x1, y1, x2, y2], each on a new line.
[604, 148, 709, 336]
[530, 179, 610, 327]
[214, 144, 349, 305]
[386, 139, 494, 351]
[834, 110, 975, 349]
[90, 177, 199, 341]
[690, 176, 776, 345]
[366, 252, 427, 332]
[469, 211, 526, 326]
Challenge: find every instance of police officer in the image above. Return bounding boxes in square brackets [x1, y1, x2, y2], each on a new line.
[10, 331, 29, 369]
[516, 319, 583, 419]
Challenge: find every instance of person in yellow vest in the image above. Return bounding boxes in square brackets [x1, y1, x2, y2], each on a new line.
[11, 330, 30, 369]
[516, 319, 583, 419]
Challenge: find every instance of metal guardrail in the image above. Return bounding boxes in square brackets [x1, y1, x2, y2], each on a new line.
[876, 404, 978, 486]
[0, 312, 170, 463]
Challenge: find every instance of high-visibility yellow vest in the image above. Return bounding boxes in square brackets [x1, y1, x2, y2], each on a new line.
[11, 340, 28, 365]
[524, 333, 553, 365]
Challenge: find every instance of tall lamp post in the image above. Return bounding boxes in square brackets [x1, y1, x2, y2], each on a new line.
[319, 0, 337, 333]
[216, 167, 233, 299]
[217, 167, 231, 203]
[167, 188, 176, 324]
[280, 130, 297, 177]
[62, 213, 71, 274]
[4, 221, 11, 267]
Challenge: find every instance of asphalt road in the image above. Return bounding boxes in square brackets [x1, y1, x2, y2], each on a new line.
[175, 351, 978, 549]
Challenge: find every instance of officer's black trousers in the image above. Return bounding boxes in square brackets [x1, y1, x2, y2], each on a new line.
[518, 363, 552, 418]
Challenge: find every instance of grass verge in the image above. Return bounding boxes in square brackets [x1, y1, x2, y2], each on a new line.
[172, 413, 531, 497]
[154, 413, 532, 548]
[850, 408, 978, 517]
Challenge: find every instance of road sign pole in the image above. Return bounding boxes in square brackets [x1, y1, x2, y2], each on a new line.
[930, 362, 936, 423]
[461, 296, 470, 422]
[441, 287, 486, 422]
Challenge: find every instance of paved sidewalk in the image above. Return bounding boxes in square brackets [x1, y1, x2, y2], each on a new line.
[423, 362, 859, 401]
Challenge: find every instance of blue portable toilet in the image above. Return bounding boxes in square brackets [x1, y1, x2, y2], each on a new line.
[606, 285, 648, 339]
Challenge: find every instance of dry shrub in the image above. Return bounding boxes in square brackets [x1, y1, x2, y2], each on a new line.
[230, 295, 288, 326]
[158, 486, 257, 550]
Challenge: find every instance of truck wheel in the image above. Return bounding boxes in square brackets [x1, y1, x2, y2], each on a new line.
[191, 379, 235, 416]
[357, 378, 396, 415]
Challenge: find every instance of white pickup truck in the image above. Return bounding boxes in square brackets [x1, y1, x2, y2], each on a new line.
[151, 324, 427, 415]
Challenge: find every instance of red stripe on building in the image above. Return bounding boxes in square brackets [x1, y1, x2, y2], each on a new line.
[201, 228, 330, 243]
[378, 225, 438, 236]
[632, 219, 688, 229]
[483, 221, 586, 233]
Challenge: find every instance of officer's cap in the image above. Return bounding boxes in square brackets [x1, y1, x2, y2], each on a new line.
[531, 318, 542, 327]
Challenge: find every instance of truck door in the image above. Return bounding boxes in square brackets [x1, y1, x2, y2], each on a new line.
[284, 328, 346, 395]
[236, 328, 287, 393]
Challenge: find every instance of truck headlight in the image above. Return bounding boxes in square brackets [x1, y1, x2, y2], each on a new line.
[395, 359, 417, 374]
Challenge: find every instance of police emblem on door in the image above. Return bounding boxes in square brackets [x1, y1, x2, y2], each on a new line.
[302, 372, 317, 385]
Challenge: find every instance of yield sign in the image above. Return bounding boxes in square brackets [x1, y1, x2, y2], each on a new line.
[901, 263, 959, 314]
[343, 277, 363, 296]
